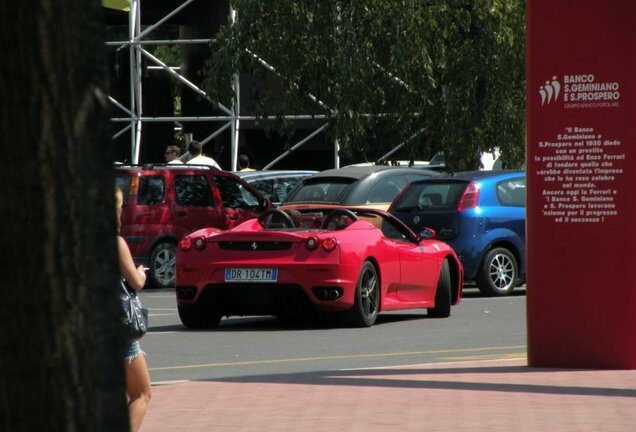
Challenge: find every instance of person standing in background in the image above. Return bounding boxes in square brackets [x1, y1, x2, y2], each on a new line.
[164, 145, 183, 164]
[186, 140, 221, 169]
[238, 154, 256, 171]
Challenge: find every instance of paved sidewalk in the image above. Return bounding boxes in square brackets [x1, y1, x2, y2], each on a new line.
[142, 358, 636, 432]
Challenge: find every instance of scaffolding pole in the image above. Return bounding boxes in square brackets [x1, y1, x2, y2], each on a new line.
[107, 0, 416, 169]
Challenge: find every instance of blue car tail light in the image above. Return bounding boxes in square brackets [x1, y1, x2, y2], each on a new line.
[457, 182, 480, 211]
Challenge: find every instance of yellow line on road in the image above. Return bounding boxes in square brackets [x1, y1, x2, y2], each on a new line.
[149, 345, 526, 371]
[440, 353, 527, 361]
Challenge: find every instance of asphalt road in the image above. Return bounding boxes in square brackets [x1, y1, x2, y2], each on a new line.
[140, 287, 527, 383]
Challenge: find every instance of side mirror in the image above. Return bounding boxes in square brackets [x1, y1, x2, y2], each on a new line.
[418, 227, 436, 240]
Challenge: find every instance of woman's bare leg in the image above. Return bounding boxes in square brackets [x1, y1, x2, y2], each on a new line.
[125, 354, 152, 432]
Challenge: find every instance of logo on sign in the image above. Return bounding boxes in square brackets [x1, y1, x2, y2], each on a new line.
[539, 76, 561, 106]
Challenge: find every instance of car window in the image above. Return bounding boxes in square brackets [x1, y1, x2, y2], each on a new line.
[380, 217, 410, 242]
[366, 176, 408, 203]
[175, 175, 214, 207]
[497, 178, 526, 206]
[250, 179, 274, 199]
[393, 182, 467, 211]
[277, 177, 306, 201]
[137, 176, 165, 205]
[214, 175, 260, 208]
[251, 177, 306, 204]
[287, 179, 353, 203]
[406, 173, 431, 183]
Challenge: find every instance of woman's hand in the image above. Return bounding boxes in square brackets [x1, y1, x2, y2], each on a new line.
[137, 266, 148, 284]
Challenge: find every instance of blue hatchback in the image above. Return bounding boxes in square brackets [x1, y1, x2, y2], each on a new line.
[389, 170, 526, 296]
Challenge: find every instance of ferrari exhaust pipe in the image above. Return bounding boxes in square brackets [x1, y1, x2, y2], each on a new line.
[313, 287, 342, 301]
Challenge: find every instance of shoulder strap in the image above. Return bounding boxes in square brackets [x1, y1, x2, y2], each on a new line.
[120, 277, 132, 296]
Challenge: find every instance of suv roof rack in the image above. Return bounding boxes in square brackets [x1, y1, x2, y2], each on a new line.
[114, 162, 221, 171]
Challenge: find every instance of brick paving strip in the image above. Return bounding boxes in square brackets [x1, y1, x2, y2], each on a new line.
[142, 359, 636, 432]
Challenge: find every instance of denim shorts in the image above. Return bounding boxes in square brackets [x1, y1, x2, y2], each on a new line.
[125, 340, 145, 363]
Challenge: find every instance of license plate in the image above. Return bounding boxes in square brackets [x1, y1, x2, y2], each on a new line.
[224, 267, 278, 282]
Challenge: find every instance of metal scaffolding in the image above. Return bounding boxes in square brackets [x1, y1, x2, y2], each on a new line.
[106, 0, 332, 170]
[105, 0, 418, 169]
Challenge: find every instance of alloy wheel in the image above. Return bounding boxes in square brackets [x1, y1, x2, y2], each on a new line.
[488, 252, 515, 291]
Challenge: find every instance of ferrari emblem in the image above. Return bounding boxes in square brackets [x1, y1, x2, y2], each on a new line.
[251, 242, 258, 250]
[413, 216, 420, 224]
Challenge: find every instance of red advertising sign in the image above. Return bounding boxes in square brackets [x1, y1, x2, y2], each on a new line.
[526, 0, 636, 367]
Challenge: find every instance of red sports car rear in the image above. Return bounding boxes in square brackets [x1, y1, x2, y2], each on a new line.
[176, 208, 462, 328]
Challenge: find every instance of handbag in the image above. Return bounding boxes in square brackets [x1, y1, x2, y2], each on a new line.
[120, 278, 149, 341]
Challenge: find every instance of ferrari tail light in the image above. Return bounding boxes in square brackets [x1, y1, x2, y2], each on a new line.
[193, 237, 206, 250]
[179, 237, 192, 251]
[304, 236, 319, 250]
[457, 182, 480, 211]
[322, 237, 337, 252]
[304, 236, 338, 252]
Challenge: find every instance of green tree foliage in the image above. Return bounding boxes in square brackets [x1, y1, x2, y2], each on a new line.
[204, 0, 525, 170]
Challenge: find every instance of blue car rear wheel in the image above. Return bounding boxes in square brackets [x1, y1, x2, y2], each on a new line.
[476, 247, 518, 296]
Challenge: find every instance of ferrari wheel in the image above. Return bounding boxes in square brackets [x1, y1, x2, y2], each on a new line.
[149, 242, 176, 288]
[178, 303, 222, 329]
[347, 261, 379, 327]
[476, 247, 518, 296]
[427, 259, 451, 318]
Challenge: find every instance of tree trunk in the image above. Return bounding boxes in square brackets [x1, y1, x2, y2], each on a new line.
[0, 1, 129, 430]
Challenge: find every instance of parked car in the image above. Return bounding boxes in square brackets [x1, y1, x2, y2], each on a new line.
[235, 170, 318, 206]
[345, 160, 432, 168]
[389, 170, 526, 296]
[176, 207, 463, 328]
[426, 149, 524, 171]
[281, 165, 441, 211]
[115, 164, 272, 288]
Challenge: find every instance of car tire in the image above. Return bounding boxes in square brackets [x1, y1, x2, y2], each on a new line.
[427, 259, 451, 318]
[476, 247, 518, 296]
[149, 242, 176, 288]
[346, 261, 379, 327]
[178, 304, 222, 329]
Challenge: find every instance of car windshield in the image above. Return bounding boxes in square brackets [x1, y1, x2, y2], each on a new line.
[285, 178, 354, 203]
[392, 182, 468, 211]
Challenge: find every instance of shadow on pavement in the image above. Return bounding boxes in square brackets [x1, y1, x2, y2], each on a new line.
[202, 364, 636, 399]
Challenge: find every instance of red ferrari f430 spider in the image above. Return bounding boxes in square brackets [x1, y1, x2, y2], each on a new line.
[176, 207, 463, 327]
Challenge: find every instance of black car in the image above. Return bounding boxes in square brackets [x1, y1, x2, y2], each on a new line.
[282, 165, 441, 210]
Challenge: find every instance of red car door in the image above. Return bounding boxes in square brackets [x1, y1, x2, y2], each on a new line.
[379, 217, 438, 302]
[212, 174, 265, 229]
[171, 173, 226, 233]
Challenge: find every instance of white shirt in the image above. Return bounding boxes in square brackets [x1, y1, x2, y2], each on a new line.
[167, 159, 183, 164]
[187, 155, 221, 169]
